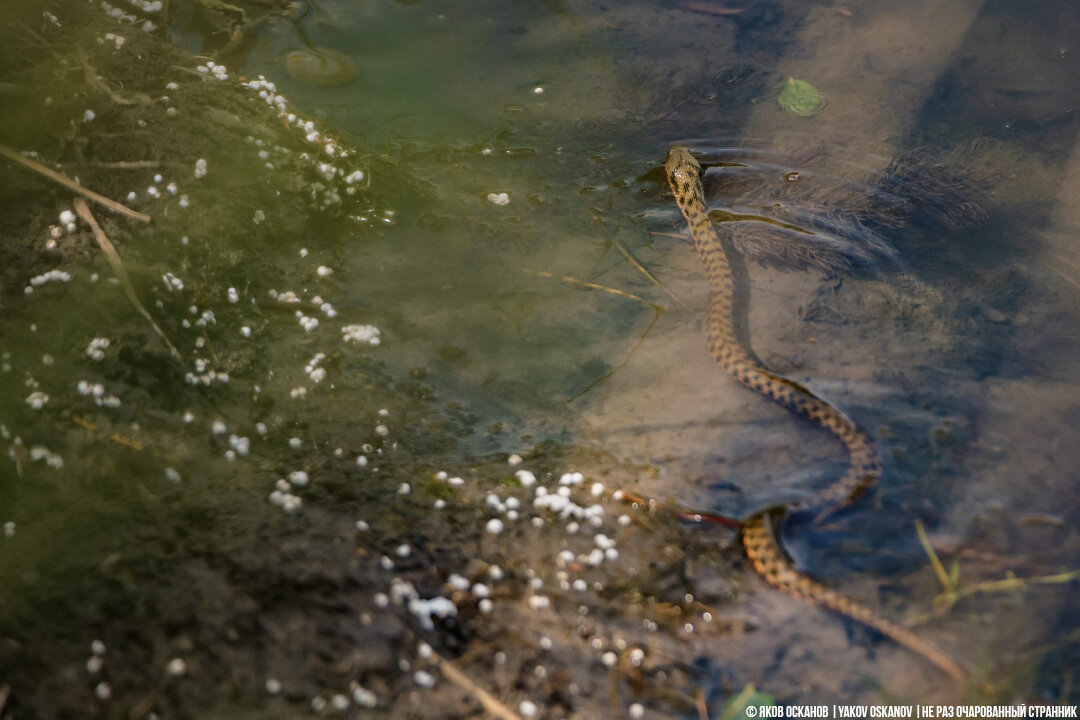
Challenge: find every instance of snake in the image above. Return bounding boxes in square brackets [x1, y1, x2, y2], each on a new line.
[664, 145, 965, 682]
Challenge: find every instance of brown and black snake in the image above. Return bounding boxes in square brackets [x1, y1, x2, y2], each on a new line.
[665, 145, 965, 682]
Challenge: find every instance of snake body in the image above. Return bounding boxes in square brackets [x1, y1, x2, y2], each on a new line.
[664, 145, 963, 681]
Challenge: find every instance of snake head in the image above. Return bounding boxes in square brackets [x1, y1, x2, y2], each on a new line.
[665, 145, 703, 197]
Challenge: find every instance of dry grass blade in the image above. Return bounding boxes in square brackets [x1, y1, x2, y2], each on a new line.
[73, 199, 184, 365]
[428, 651, 523, 720]
[916, 519, 954, 593]
[0, 144, 151, 223]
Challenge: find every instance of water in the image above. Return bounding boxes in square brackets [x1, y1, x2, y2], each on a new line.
[1, 0, 1079, 716]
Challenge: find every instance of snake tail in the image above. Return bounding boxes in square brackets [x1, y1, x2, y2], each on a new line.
[742, 513, 965, 681]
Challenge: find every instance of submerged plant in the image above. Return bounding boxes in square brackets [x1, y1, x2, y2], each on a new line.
[778, 77, 827, 116]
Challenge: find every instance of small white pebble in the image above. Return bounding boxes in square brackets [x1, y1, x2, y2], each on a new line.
[398, 483, 411, 495]
[630, 703, 645, 719]
[485, 518, 504, 535]
[486, 192, 510, 206]
[413, 670, 436, 688]
[519, 700, 538, 718]
[289, 437, 302, 449]
[166, 658, 187, 676]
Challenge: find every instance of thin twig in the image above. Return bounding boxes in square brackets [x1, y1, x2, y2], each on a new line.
[522, 268, 661, 309]
[587, 207, 689, 310]
[696, 686, 711, 720]
[73, 199, 183, 364]
[65, 160, 163, 169]
[567, 305, 662, 402]
[0, 144, 151, 222]
[428, 651, 523, 720]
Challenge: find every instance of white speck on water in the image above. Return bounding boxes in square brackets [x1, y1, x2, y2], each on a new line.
[25, 392, 48, 409]
[163, 467, 181, 483]
[352, 686, 377, 707]
[560, 472, 584, 486]
[166, 658, 187, 676]
[83, 109, 95, 122]
[375, 424, 389, 437]
[316, 265, 333, 277]
[486, 192, 510, 206]
[240, 326, 252, 338]
[533, 86, 545, 94]
[211, 420, 227, 435]
[397, 482, 410, 495]
[84, 337, 110, 361]
[289, 437, 302, 449]
[227, 287, 239, 303]
[342, 324, 381, 346]
[194, 158, 207, 179]
[3, 522, 14, 538]
[254, 422, 267, 435]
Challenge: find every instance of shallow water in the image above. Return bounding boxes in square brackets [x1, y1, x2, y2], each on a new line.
[2, 0, 1080, 716]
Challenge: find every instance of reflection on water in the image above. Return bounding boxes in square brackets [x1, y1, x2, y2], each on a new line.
[1, 0, 1079, 715]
